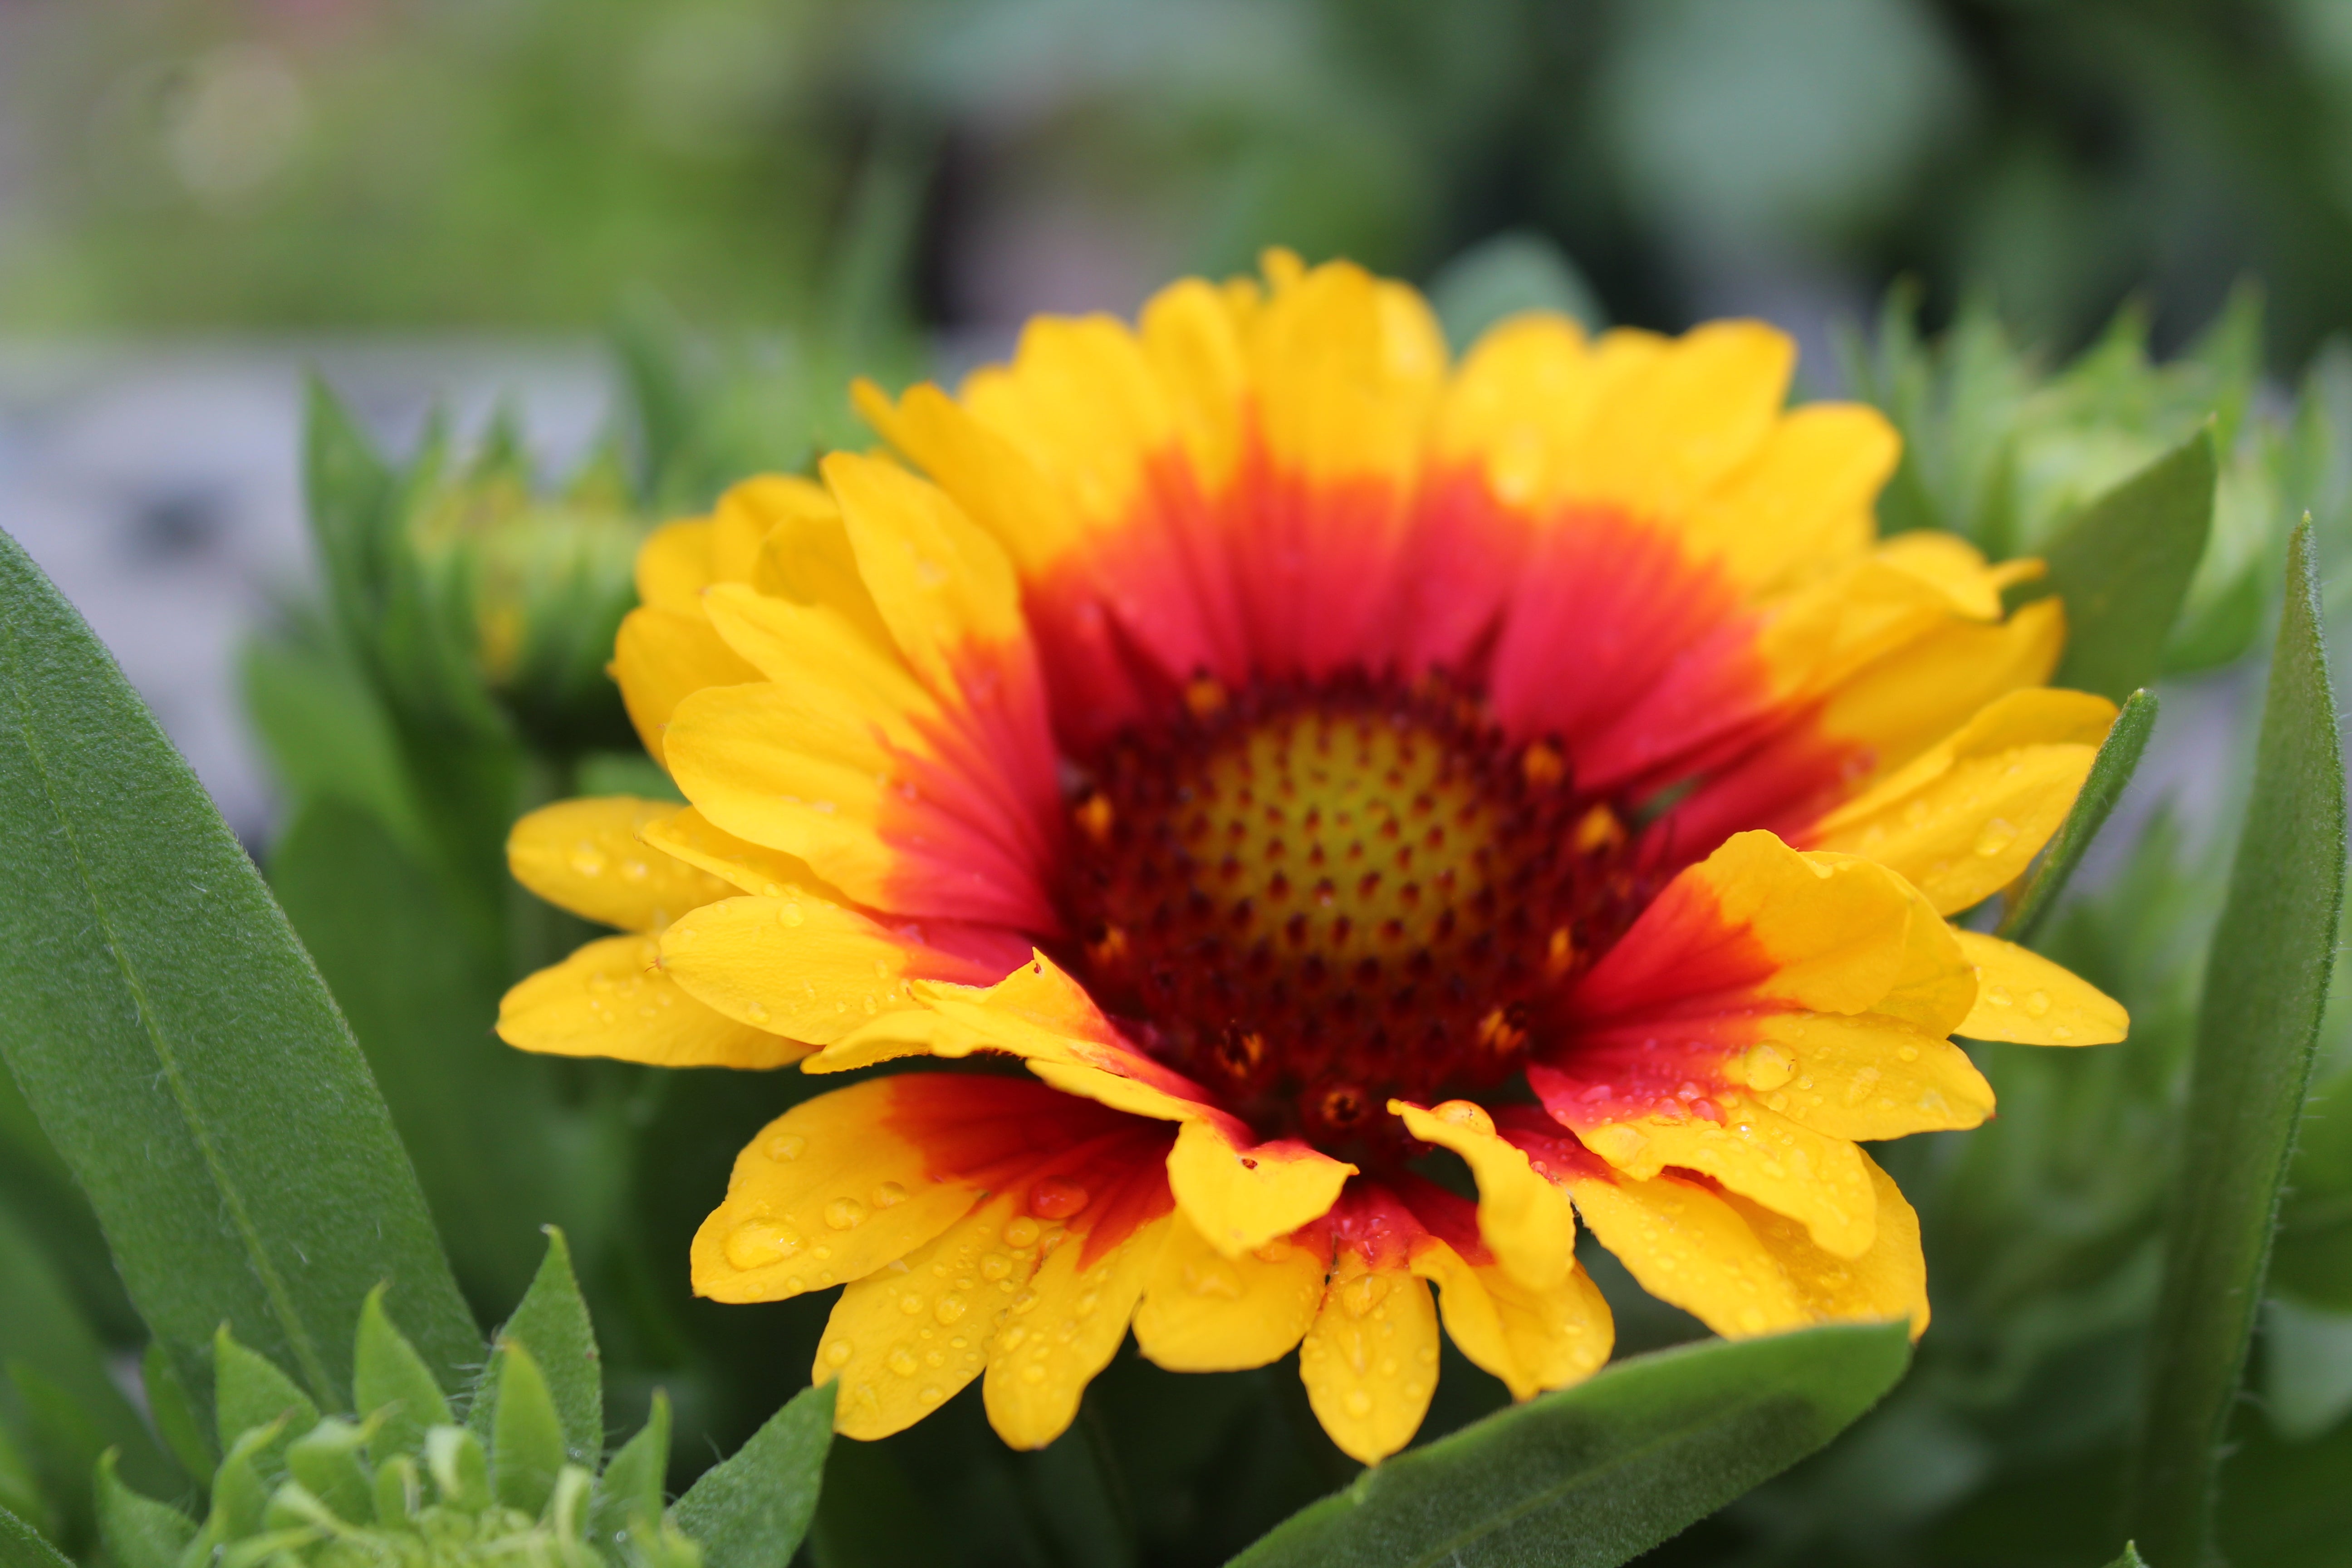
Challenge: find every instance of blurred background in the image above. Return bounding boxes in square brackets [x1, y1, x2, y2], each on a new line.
[5, 0, 2350, 838]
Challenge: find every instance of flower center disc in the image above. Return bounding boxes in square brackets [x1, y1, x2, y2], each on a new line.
[1064, 675, 1642, 1163]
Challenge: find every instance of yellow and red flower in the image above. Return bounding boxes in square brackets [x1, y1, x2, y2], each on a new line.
[498, 252, 2127, 1464]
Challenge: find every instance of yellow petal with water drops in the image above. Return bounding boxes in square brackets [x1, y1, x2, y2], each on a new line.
[659, 895, 996, 1047]
[1563, 1166, 1812, 1339]
[636, 805, 843, 901]
[821, 451, 1032, 698]
[1731, 1012, 1994, 1142]
[497, 934, 805, 1070]
[1298, 1253, 1441, 1465]
[610, 606, 761, 766]
[1681, 402, 1893, 593]
[633, 519, 715, 614]
[1167, 1118, 1355, 1260]
[1568, 319, 1793, 520]
[983, 1214, 1171, 1450]
[1715, 1152, 1929, 1338]
[690, 1078, 983, 1306]
[1685, 832, 1918, 1017]
[507, 797, 734, 933]
[1133, 1212, 1326, 1373]
[1392, 1100, 1576, 1293]
[1953, 930, 2129, 1046]
[1412, 1245, 1612, 1402]
[814, 1193, 1034, 1441]
[1588, 1101, 1878, 1259]
[1809, 687, 2115, 916]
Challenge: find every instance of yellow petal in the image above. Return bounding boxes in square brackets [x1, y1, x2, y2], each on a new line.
[982, 1214, 1170, 1449]
[1585, 1101, 1878, 1259]
[658, 894, 1000, 1047]
[710, 474, 834, 585]
[610, 606, 761, 766]
[1250, 260, 1447, 490]
[1681, 402, 1894, 592]
[1167, 1118, 1355, 1259]
[633, 519, 715, 613]
[1809, 688, 2115, 915]
[636, 805, 843, 901]
[814, 1193, 1032, 1441]
[1733, 1012, 1994, 1141]
[1298, 1254, 1440, 1465]
[1568, 319, 1793, 519]
[1564, 1166, 1812, 1338]
[1715, 1152, 1929, 1337]
[690, 1078, 984, 1305]
[1392, 1100, 1576, 1292]
[507, 797, 734, 933]
[853, 379, 1087, 578]
[1953, 930, 2129, 1045]
[1412, 1245, 1612, 1402]
[497, 933, 804, 1069]
[1132, 1215, 1325, 1372]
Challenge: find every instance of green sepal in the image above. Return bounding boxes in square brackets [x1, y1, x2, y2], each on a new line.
[1997, 688, 2159, 946]
[142, 1343, 214, 1482]
[212, 1328, 319, 1460]
[2030, 426, 2217, 703]
[93, 1450, 196, 1568]
[590, 1390, 670, 1554]
[207, 1420, 290, 1543]
[354, 1285, 452, 1464]
[217, 1526, 319, 1568]
[0, 1501, 73, 1568]
[488, 1340, 568, 1518]
[2104, 1547, 2149, 1568]
[372, 1456, 420, 1528]
[260, 1480, 338, 1534]
[471, 1230, 601, 1470]
[671, 1382, 835, 1568]
[422, 1426, 491, 1515]
[283, 1418, 373, 1526]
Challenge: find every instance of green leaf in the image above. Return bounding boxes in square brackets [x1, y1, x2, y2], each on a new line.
[284, 1419, 372, 1524]
[0, 528, 480, 1421]
[140, 1343, 212, 1482]
[1998, 689, 2160, 946]
[213, 1329, 318, 1455]
[1230, 1323, 1912, 1568]
[2035, 427, 2216, 702]
[2273, 1066, 2352, 1310]
[0, 1502, 70, 1568]
[0, 1427, 46, 1544]
[2128, 520, 2347, 1566]
[469, 1230, 601, 1470]
[354, 1286, 453, 1463]
[672, 1382, 836, 1568]
[486, 1341, 566, 1518]
[93, 1451, 196, 1568]
[1428, 231, 1607, 352]
[2104, 1548, 2149, 1568]
[590, 1392, 670, 1553]
[0, 1200, 176, 1498]
[239, 634, 424, 854]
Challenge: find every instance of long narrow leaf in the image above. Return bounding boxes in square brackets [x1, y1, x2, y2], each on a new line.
[1229, 1323, 1911, 1568]
[1999, 689, 2159, 945]
[0, 1504, 69, 1568]
[2128, 520, 2347, 1565]
[0, 530, 479, 1425]
[2039, 428, 2215, 702]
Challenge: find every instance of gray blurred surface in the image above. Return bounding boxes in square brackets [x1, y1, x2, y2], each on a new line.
[0, 339, 616, 841]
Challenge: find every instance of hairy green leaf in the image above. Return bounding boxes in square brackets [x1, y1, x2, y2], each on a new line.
[93, 1451, 195, 1568]
[470, 1230, 600, 1470]
[0, 1501, 69, 1568]
[1230, 1323, 1912, 1568]
[2129, 521, 2347, 1565]
[673, 1383, 836, 1568]
[0, 529, 479, 1421]
[141, 1343, 211, 1481]
[2104, 1548, 2148, 1568]
[355, 1286, 453, 1463]
[1999, 689, 2159, 946]
[487, 1341, 565, 1517]
[2035, 428, 2216, 702]
[590, 1392, 670, 1552]
[213, 1328, 318, 1456]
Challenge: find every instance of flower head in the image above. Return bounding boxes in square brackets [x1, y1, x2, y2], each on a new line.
[499, 253, 2128, 1463]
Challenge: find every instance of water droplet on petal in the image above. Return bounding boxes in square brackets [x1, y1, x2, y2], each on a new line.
[2024, 990, 2051, 1017]
[1004, 1216, 1042, 1249]
[1344, 1390, 1373, 1418]
[823, 1339, 853, 1367]
[873, 1181, 908, 1209]
[779, 902, 805, 927]
[887, 1349, 919, 1377]
[766, 1133, 808, 1162]
[1740, 1044, 1794, 1091]
[725, 1219, 803, 1270]
[1028, 1177, 1089, 1219]
[1973, 818, 2020, 858]
[936, 1294, 968, 1324]
[825, 1197, 869, 1230]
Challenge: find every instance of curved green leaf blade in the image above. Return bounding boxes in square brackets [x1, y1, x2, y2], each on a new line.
[673, 1382, 837, 1568]
[0, 529, 478, 1423]
[2105, 1548, 2149, 1568]
[93, 1451, 196, 1568]
[1229, 1322, 1912, 1568]
[355, 1286, 453, 1462]
[2038, 427, 2216, 702]
[487, 1341, 565, 1517]
[0, 1503, 68, 1568]
[1999, 689, 2159, 946]
[468, 1229, 600, 1469]
[2128, 520, 2347, 1566]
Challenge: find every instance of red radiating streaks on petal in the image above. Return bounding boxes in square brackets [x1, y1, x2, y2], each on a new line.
[1645, 715, 1872, 867]
[1387, 464, 1538, 677]
[877, 1074, 1176, 1267]
[1385, 1172, 1494, 1268]
[1560, 867, 1784, 1025]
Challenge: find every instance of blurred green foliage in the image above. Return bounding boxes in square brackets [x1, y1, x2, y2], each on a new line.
[7, 0, 2352, 363]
